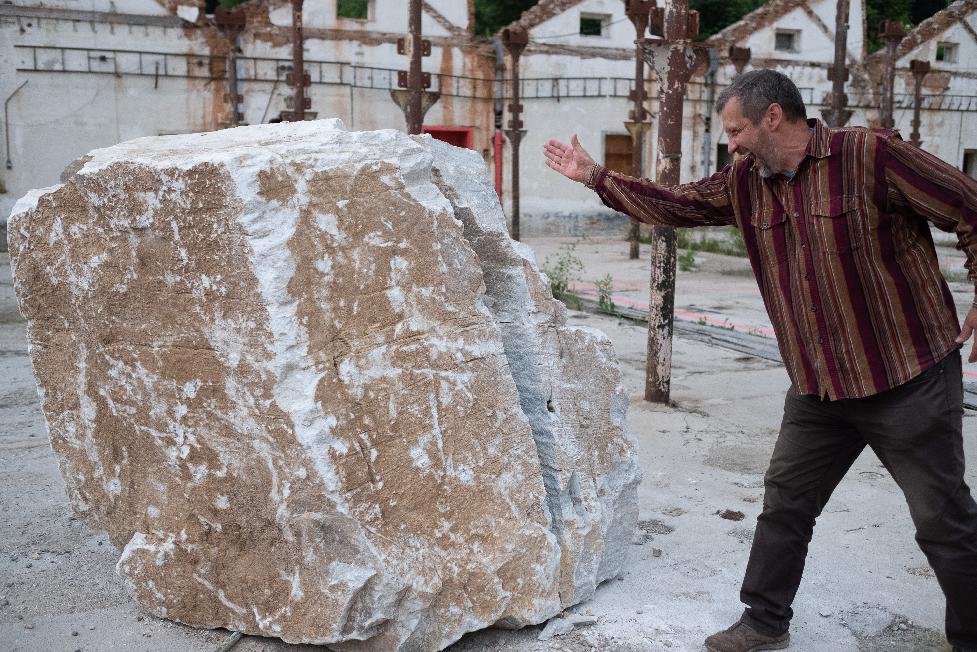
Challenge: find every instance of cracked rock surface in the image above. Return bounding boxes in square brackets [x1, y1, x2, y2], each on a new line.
[7, 120, 638, 650]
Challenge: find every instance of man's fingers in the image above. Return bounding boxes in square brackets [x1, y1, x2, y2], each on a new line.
[570, 133, 580, 149]
[970, 338, 977, 363]
[956, 315, 975, 344]
[542, 148, 563, 166]
[544, 142, 568, 159]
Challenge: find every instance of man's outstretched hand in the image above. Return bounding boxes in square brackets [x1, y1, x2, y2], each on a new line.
[956, 305, 977, 363]
[544, 134, 596, 184]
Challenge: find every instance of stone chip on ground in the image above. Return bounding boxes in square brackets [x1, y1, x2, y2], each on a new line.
[7, 119, 638, 650]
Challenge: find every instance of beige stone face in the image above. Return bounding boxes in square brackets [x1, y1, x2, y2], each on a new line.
[8, 120, 637, 650]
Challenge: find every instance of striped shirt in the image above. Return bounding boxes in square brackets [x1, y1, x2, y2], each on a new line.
[593, 118, 977, 400]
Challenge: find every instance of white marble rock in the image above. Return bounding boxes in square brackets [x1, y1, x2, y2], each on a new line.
[7, 120, 638, 650]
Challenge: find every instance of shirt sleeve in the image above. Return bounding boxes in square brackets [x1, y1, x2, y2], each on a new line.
[592, 164, 736, 228]
[882, 134, 977, 289]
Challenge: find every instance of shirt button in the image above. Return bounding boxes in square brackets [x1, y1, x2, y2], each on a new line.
[801, 243, 807, 248]
[818, 337, 825, 344]
[794, 212, 800, 218]
[811, 306, 817, 313]
[804, 273, 810, 280]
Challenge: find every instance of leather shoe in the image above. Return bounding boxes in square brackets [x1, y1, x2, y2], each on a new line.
[704, 619, 790, 652]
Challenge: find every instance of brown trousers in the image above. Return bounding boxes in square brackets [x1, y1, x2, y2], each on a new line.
[740, 351, 977, 649]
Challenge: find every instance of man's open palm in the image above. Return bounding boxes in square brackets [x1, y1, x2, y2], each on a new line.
[544, 134, 596, 184]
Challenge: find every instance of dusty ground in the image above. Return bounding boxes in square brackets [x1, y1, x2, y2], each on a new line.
[2, 235, 974, 651]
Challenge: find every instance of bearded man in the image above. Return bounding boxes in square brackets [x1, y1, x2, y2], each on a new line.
[544, 69, 977, 652]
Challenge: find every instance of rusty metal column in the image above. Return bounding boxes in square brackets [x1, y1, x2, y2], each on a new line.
[823, 0, 852, 126]
[878, 21, 906, 129]
[643, 0, 699, 404]
[284, 0, 310, 121]
[392, 0, 438, 134]
[214, 7, 246, 127]
[503, 26, 528, 241]
[729, 45, 751, 76]
[406, 0, 424, 133]
[910, 59, 930, 147]
[625, 0, 654, 260]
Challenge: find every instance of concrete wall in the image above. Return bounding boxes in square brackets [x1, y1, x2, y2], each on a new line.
[3, 0, 976, 246]
[0, 2, 216, 221]
[0, 0, 492, 229]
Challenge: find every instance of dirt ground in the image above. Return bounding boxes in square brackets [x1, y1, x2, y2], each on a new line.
[2, 237, 974, 651]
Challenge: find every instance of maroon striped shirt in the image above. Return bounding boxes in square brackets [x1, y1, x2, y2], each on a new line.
[593, 118, 977, 399]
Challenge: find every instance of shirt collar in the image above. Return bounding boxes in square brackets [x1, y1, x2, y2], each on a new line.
[806, 118, 832, 159]
[748, 117, 830, 176]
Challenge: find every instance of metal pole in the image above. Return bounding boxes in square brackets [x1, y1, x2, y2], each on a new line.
[391, 0, 437, 133]
[407, 0, 423, 134]
[503, 26, 528, 241]
[910, 59, 930, 147]
[214, 7, 246, 127]
[824, 0, 851, 126]
[643, 0, 699, 404]
[700, 48, 718, 176]
[293, 0, 305, 121]
[226, 47, 240, 126]
[878, 21, 905, 129]
[285, 0, 309, 121]
[625, 0, 654, 261]
[4, 80, 28, 170]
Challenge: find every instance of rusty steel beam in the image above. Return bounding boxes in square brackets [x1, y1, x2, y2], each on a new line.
[214, 7, 246, 127]
[642, 0, 699, 404]
[283, 0, 311, 121]
[391, 0, 438, 134]
[910, 59, 930, 147]
[878, 20, 906, 129]
[823, 0, 852, 126]
[406, 0, 424, 133]
[625, 0, 655, 260]
[729, 45, 751, 75]
[503, 25, 528, 241]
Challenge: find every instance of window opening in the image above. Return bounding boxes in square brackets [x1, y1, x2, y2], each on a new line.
[936, 42, 958, 63]
[717, 144, 733, 170]
[964, 149, 977, 178]
[338, 0, 369, 20]
[580, 13, 608, 37]
[774, 29, 800, 52]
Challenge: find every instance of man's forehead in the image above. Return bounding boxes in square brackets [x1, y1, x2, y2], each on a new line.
[721, 100, 748, 129]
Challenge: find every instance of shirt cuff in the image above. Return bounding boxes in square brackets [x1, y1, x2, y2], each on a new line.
[584, 164, 606, 190]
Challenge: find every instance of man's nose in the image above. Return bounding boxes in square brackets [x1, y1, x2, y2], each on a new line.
[727, 140, 738, 154]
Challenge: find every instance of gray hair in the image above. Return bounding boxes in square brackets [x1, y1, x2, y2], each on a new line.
[716, 69, 807, 124]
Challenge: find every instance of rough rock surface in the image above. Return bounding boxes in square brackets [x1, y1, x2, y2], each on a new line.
[7, 120, 638, 650]
[421, 139, 640, 605]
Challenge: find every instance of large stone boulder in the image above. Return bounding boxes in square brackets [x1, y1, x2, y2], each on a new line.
[7, 120, 639, 650]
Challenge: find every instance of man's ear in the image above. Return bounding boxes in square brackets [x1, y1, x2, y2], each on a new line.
[766, 103, 784, 130]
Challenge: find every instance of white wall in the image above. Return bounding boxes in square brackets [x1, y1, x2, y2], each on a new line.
[0, 7, 214, 217]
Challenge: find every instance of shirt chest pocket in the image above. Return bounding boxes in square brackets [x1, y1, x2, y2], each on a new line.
[750, 208, 790, 262]
[811, 195, 868, 254]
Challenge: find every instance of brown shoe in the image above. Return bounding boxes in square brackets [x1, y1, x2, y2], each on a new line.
[704, 619, 790, 652]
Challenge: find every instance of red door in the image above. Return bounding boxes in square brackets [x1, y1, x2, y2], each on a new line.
[422, 126, 474, 149]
